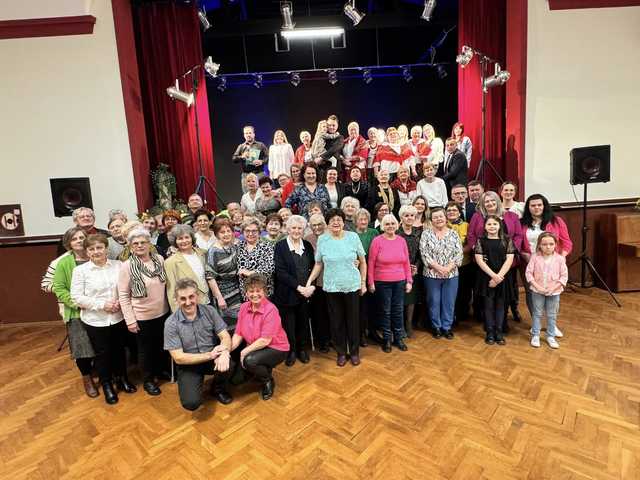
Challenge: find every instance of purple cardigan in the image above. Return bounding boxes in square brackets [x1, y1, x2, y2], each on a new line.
[467, 211, 524, 260]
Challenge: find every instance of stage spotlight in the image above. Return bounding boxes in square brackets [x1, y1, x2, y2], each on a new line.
[362, 69, 372, 84]
[344, 1, 366, 27]
[420, 0, 436, 21]
[253, 74, 263, 89]
[280, 2, 295, 30]
[204, 56, 220, 78]
[166, 80, 194, 106]
[327, 70, 338, 85]
[483, 63, 510, 92]
[402, 66, 413, 82]
[217, 77, 227, 92]
[197, 8, 211, 31]
[290, 72, 301, 86]
[456, 45, 473, 67]
[436, 65, 447, 79]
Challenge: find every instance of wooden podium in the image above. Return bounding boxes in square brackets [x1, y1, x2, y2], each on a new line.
[598, 212, 640, 292]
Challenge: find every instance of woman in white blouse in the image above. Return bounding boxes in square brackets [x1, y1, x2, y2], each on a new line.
[499, 181, 525, 218]
[416, 163, 448, 208]
[71, 233, 136, 405]
[423, 124, 444, 166]
[193, 209, 216, 251]
[324, 166, 344, 209]
[268, 130, 295, 180]
[240, 173, 263, 214]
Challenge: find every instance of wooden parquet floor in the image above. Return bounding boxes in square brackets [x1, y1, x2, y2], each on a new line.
[2, 288, 640, 480]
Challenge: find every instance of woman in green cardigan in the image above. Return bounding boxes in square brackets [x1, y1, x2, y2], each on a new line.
[52, 227, 97, 398]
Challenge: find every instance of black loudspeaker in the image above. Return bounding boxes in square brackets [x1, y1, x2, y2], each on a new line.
[50, 177, 93, 217]
[570, 145, 611, 185]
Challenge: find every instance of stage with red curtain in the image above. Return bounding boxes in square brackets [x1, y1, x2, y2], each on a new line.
[458, 0, 507, 191]
[132, 2, 217, 209]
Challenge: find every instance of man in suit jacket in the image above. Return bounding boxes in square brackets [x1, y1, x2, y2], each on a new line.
[441, 138, 468, 196]
[451, 184, 476, 223]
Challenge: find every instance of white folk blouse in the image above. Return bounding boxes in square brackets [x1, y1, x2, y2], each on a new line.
[71, 259, 124, 327]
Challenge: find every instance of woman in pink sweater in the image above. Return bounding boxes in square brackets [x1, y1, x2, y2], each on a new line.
[367, 214, 412, 353]
[118, 227, 170, 396]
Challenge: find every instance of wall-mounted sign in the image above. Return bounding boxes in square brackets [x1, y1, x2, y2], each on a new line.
[0, 204, 24, 237]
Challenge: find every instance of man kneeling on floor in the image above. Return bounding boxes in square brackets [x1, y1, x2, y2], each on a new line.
[164, 278, 233, 411]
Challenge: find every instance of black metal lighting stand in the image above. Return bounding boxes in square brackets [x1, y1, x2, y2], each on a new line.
[567, 183, 621, 307]
[474, 54, 504, 187]
[182, 66, 226, 210]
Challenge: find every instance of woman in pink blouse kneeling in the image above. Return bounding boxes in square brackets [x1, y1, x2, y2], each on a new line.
[231, 273, 289, 400]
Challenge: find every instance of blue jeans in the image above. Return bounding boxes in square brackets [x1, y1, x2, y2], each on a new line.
[424, 276, 459, 331]
[375, 281, 406, 341]
[530, 292, 560, 337]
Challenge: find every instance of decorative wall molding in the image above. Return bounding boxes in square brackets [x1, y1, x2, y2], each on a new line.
[0, 15, 96, 39]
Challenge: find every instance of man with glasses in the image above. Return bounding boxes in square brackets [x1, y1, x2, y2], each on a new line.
[450, 184, 476, 222]
[441, 137, 468, 196]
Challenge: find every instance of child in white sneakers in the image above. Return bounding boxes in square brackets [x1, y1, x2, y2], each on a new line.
[525, 232, 568, 348]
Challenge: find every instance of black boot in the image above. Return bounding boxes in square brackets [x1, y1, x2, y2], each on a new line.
[102, 382, 119, 405]
[511, 305, 522, 323]
[382, 340, 392, 353]
[393, 339, 408, 351]
[285, 351, 296, 367]
[115, 376, 137, 394]
[261, 378, 275, 400]
[143, 380, 161, 396]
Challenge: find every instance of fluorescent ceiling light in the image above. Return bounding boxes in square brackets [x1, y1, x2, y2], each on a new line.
[281, 27, 345, 39]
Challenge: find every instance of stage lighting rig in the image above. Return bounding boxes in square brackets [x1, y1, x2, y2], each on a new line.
[402, 67, 413, 82]
[420, 0, 436, 21]
[456, 45, 474, 67]
[197, 8, 211, 31]
[289, 72, 301, 86]
[253, 74, 263, 88]
[217, 77, 227, 92]
[166, 80, 194, 106]
[280, 2, 295, 30]
[327, 70, 338, 85]
[483, 63, 510, 92]
[344, 1, 366, 26]
[362, 69, 372, 84]
[204, 56, 220, 78]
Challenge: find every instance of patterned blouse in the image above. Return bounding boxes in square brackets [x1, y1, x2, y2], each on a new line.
[237, 239, 275, 298]
[419, 228, 463, 279]
[284, 183, 330, 217]
[206, 243, 243, 310]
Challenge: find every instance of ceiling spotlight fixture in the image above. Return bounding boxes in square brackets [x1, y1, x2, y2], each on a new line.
[166, 80, 194, 106]
[420, 0, 436, 21]
[204, 56, 220, 78]
[344, 1, 366, 26]
[327, 70, 338, 85]
[217, 77, 227, 92]
[289, 72, 301, 87]
[280, 2, 295, 30]
[197, 8, 211, 31]
[253, 74, 263, 89]
[456, 45, 474, 67]
[281, 27, 345, 39]
[362, 69, 372, 84]
[483, 63, 510, 92]
[402, 66, 413, 82]
[436, 65, 447, 79]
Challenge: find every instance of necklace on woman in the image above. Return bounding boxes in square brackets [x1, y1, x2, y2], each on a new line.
[351, 181, 361, 194]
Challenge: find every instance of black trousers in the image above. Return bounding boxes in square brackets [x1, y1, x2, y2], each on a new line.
[325, 291, 360, 356]
[455, 263, 473, 321]
[359, 291, 375, 336]
[75, 358, 93, 376]
[177, 360, 234, 411]
[136, 313, 169, 381]
[277, 302, 311, 352]
[483, 295, 505, 335]
[310, 287, 330, 348]
[243, 348, 286, 383]
[83, 322, 127, 385]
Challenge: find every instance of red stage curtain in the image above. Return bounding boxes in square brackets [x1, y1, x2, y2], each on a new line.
[133, 2, 217, 210]
[458, 0, 506, 190]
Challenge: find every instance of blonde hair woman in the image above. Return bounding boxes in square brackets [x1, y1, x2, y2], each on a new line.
[422, 124, 444, 165]
[268, 129, 294, 180]
[310, 120, 328, 158]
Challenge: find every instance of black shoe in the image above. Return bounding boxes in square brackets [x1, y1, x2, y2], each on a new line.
[213, 389, 233, 405]
[260, 379, 275, 400]
[143, 380, 161, 396]
[297, 350, 310, 363]
[512, 309, 522, 323]
[443, 330, 454, 340]
[336, 355, 347, 367]
[393, 340, 408, 351]
[485, 334, 495, 345]
[495, 335, 506, 346]
[382, 340, 392, 353]
[368, 330, 385, 345]
[432, 328, 442, 339]
[318, 343, 330, 354]
[102, 382, 119, 405]
[360, 334, 368, 348]
[285, 351, 296, 367]
[115, 377, 137, 394]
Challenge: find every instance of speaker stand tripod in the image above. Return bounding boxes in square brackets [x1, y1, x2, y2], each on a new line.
[567, 183, 621, 307]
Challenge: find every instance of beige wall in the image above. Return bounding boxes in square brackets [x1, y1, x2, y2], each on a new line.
[525, 2, 640, 203]
[0, 0, 137, 236]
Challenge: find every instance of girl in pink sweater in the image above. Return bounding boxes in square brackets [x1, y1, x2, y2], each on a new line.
[525, 233, 568, 349]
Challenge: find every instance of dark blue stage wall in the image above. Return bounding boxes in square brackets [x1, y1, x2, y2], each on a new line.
[207, 72, 457, 203]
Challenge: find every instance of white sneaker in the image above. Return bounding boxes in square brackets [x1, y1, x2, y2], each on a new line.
[530, 335, 540, 348]
[554, 327, 563, 338]
[547, 336, 560, 349]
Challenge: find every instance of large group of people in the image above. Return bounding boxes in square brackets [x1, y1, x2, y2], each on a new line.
[42, 114, 573, 413]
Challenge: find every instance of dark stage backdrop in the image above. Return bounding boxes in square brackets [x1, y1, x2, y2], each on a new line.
[207, 73, 458, 203]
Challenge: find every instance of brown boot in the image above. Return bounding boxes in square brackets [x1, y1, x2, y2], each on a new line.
[83, 375, 99, 398]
